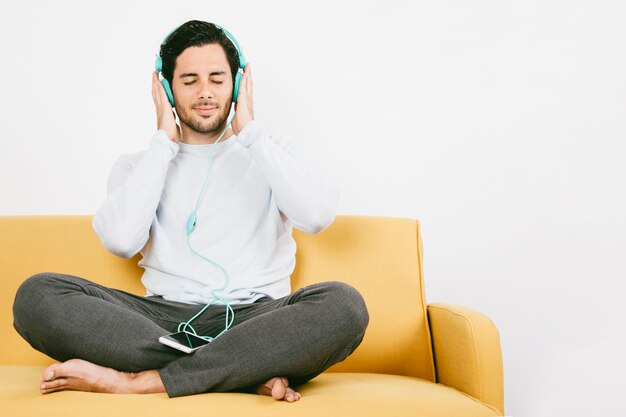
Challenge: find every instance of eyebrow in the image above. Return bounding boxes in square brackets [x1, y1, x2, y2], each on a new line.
[179, 71, 227, 78]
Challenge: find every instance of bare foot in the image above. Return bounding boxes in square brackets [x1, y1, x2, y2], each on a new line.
[40, 359, 165, 394]
[256, 377, 301, 402]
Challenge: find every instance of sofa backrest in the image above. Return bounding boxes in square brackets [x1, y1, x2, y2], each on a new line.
[0, 215, 435, 382]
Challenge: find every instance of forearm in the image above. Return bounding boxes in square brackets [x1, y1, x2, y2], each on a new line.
[92, 130, 179, 258]
[237, 121, 339, 233]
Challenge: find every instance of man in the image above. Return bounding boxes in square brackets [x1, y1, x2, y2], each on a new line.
[12, 20, 368, 402]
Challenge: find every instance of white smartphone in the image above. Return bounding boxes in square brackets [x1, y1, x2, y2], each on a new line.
[158, 331, 211, 354]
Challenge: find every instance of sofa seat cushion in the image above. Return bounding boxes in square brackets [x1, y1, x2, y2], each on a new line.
[1, 365, 500, 416]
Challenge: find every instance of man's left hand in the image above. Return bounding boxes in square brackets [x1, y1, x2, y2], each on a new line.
[232, 63, 254, 135]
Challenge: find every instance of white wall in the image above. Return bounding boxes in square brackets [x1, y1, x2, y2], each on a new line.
[1, 1, 625, 415]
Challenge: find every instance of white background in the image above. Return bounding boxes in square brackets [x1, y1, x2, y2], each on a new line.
[1, 1, 625, 415]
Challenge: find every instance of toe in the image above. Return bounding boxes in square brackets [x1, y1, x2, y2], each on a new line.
[270, 378, 286, 400]
[41, 377, 67, 394]
[256, 377, 283, 399]
[43, 364, 60, 381]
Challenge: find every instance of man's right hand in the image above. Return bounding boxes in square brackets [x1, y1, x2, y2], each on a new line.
[152, 71, 181, 143]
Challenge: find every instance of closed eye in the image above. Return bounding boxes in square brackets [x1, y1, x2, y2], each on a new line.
[183, 80, 223, 85]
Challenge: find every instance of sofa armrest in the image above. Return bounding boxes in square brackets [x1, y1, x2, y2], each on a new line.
[427, 303, 504, 415]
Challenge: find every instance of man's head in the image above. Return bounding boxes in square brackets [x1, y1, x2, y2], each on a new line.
[159, 21, 241, 137]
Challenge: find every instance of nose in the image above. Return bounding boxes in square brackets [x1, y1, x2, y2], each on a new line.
[197, 79, 214, 100]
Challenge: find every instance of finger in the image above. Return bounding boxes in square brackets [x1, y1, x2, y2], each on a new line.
[247, 64, 254, 118]
[246, 63, 253, 96]
[153, 72, 173, 111]
[152, 72, 163, 108]
[152, 72, 159, 106]
[238, 64, 251, 111]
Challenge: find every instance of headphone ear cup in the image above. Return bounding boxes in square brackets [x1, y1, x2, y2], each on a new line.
[161, 78, 175, 106]
[233, 71, 243, 103]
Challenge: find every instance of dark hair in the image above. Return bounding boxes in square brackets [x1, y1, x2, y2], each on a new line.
[159, 20, 240, 92]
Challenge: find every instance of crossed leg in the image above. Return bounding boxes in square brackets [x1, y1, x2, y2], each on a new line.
[39, 359, 301, 402]
[14, 274, 367, 400]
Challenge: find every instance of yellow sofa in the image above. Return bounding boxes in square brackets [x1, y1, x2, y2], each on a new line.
[0, 215, 504, 416]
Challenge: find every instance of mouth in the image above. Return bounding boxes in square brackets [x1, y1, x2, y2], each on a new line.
[193, 106, 218, 116]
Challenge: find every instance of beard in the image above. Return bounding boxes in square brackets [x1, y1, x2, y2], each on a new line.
[177, 100, 231, 135]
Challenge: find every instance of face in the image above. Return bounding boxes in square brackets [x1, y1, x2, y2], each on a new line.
[171, 43, 233, 136]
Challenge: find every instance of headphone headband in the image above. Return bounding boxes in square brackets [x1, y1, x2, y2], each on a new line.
[214, 24, 246, 70]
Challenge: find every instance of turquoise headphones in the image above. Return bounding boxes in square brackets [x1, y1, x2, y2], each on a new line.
[154, 23, 247, 106]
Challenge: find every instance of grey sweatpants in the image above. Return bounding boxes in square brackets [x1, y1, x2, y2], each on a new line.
[12, 273, 368, 397]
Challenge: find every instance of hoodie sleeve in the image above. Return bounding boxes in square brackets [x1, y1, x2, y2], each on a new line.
[235, 120, 339, 234]
[92, 130, 179, 258]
